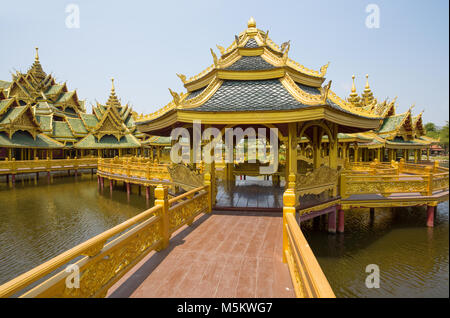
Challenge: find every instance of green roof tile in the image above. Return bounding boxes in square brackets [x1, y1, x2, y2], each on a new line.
[36, 115, 52, 131]
[0, 131, 63, 148]
[52, 121, 74, 138]
[0, 106, 26, 124]
[75, 133, 141, 149]
[80, 113, 99, 128]
[377, 114, 406, 133]
[67, 117, 88, 134]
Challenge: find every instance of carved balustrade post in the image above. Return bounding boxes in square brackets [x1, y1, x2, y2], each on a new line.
[398, 158, 404, 174]
[98, 157, 103, 173]
[339, 171, 348, 199]
[126, 158, 131, 177]
[282, 188, 296, 263]
[146, 162, 151, 180]
[204, 172, 212, 213]
[369, 162, 377, 175]
[433, 161, 439, 173]
[425, 166, 433, 196]
[155, 184, 170, 250]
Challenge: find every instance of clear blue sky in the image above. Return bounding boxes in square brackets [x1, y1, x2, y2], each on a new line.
[1, 0, 448, 125]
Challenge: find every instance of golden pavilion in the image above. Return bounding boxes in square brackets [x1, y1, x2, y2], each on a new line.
[337, 74, 438, 163]
[135, 17, 385, 191]
[0, 49, 146, 160]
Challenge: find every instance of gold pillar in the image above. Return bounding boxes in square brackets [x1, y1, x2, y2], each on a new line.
[329, 123, 338, 169]
[354, 145, 359, 162]
[342, 143, 347, 163]
[427, 148, 430, 161]
[313, 126, 320, 169]
[204, 125, 216, 206]
[287, 123, 297, 189]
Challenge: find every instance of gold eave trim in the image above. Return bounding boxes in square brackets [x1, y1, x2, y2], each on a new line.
[185, 71, 217, 92]
[237, 47, 264, 56]
[185, 66, 325, 92]
[217, 68, 285, 81]
[136, 105, 381, 134]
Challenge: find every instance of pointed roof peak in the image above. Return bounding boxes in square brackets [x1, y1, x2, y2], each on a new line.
[105, 78, 121, 109]
[365, 74, 370, 89]
[28, 47, 46, 82]
[351, 75, 356, 93]
[247, 17, 256, 28]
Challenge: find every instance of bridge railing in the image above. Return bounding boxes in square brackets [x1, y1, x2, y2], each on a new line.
[0, 180, 211, 298]
[0, 157, 98, 175]
[282, 188, 335, 298]
[341, 159, 449, 199]
[98, 157, 171, 181]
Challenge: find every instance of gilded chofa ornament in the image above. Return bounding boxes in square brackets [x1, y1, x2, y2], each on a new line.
[216, 45, 226, 55]
[176, 73, 187, 84]
[210, 48, 218, 66]
[168, 88, 180, 105]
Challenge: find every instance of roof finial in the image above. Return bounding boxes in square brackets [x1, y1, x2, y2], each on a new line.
[365, 74, 370, 89]
[111, 77, 115, 92]
[35, 47, 39, 61]
[247, 17, 256, 28]
[351, 75, 356, 93]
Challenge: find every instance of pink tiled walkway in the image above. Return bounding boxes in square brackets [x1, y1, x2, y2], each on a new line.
[108, 211, 294, 298]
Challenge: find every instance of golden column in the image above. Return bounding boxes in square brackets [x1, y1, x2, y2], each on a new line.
[204, 125, 216, 205]
[312, 126, 320, 169]
[286, 122, 298, 189]
[329, 123, 338, 169]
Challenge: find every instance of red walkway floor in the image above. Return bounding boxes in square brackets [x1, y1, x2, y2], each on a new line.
[108, 211, 294, 298]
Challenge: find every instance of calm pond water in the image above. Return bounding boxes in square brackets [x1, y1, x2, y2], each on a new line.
[303, 201, 449, 298]
[0, 171, 448, 298]
[0, 173, 150, 285]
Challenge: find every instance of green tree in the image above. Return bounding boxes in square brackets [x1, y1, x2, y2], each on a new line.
[439, 121, 449, 153]
[425, 122, 436, 133]
[425, 122, 440, 139]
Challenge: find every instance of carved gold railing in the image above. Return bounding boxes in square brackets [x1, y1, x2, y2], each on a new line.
[282, 188, 335, 298]
[0, 157, 98, 175]
[341, 159, 449, 199]
[0, 181, 211, 298]
[97, 157, 171, 182]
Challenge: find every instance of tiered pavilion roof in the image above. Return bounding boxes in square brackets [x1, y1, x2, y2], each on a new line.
[136, 18, 382, 137]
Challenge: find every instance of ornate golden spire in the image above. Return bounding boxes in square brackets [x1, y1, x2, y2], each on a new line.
[106, 77, 121, 109]
[351, 75, 356, 93]
[28, 47, 46, 82]
[361, 74, 375, 106]
[348, 75, 361, 106]
[247, 17, 256, 28]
